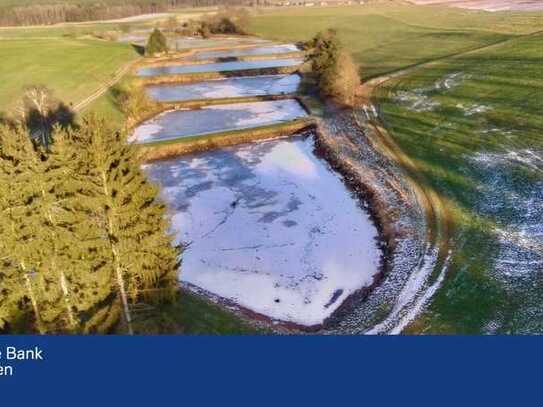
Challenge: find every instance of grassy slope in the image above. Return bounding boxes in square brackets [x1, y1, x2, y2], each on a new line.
[376, 33, 543, 333]
[130, 291, 261, 334]
[0, 37, 138, 114]
[249, 5, 543, 79]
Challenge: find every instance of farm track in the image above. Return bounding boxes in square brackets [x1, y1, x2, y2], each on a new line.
[73, 59, 137, 112]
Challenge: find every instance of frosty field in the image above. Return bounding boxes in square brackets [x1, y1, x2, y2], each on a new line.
[136, 57, 303, 77]
[132, 99, 307, 144]
[146, 74, 301, 102]
[144, 135, 382, 326]
[377, 32, 543, 333]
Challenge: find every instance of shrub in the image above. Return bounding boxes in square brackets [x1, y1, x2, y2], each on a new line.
[145, 28, 169, 57]
[307, 29, 361, 106]
[110, 80, 157, 124]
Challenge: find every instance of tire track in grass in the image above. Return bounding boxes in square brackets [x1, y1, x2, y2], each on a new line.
[73, 59, 138, 112]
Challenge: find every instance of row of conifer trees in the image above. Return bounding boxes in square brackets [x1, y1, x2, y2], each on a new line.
[0, 116, 180, 334]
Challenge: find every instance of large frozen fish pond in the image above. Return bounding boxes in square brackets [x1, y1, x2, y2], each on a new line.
[132, 99, 307, 144]
[144, 135, 382, 326]
[146, 74, 301, 102]
[137, 58, 303, 76]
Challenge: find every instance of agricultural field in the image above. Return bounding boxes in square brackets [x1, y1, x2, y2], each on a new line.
[249, 4, 543, 79]
[376, 32, 543, 333]
[0, 37, 137, 113]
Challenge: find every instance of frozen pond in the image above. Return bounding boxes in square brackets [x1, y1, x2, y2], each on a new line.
[144, 135, 382, 325]
[190, 44, 300, 60]
[137, 58, 303, 77]
[119, 33, 267, 50]
[132, 99, 307, 144]
[146, 74, 301, 102]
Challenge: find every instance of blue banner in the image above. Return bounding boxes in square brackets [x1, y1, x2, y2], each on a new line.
[0, 336, 539, 405]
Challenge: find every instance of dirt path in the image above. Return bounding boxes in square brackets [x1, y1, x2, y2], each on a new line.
[72, 59, 138, 113]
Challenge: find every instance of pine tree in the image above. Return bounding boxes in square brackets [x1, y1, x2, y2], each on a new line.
[0, 118, 180, 334]
[42, 127, 116, 333]
[0, 125, 44, 332]
[82, 116, 180, 334]
[145, 28, 169, 57]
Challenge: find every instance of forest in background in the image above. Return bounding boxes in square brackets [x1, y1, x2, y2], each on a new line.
[0, 0, 264, 26]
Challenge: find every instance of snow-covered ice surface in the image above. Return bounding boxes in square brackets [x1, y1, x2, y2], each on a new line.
[146, 74, 301, 102]
[131, 99, 307, 144]
[191, 44, 300, 60]
[144, 135, 382, 326]
[137, 58, 303, 76]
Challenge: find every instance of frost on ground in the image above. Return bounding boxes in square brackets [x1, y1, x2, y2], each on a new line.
[191, 44, 299, 60]
[394, 90, 440, 112]
[393, 71, 469, 112]
[144, 135, 382, 326]
[146, 74, 301, 102]
[434, 72, 470, 91]
[456, 103, 492, 116]
[470, 148, 543, 332]
[137, 57, 303, 76]
[131, 99, 307, 143]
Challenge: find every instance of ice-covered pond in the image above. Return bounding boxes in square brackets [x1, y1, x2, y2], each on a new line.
[137, 58, 303, 77]
[132, 99, 307, 144]
[144, 135, 382, 326]
[119, 33, 268, 49]
[146, 74, 301, 102]
[190, 44, 300, 60]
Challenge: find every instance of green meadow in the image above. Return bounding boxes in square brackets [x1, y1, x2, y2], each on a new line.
[249, 5, 543, 79]
[376, 32, 543, 333]
[0, 37, 137, 115]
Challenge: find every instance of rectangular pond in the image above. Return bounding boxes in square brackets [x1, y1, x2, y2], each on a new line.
[190, 44, 300, 60]
[119, 33, 268, 49]
[143, 135, 382, 326]
[137, 58, 303, 77]
[131, 99, 308, 144]
[146, 74, 301, 102]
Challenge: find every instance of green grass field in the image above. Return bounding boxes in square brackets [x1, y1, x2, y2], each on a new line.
[0, 37, 138, 115]
[249, 5, 543, 79]
[376, 32, 543, 333]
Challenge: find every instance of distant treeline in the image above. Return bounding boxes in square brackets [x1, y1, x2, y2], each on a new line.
[0, 0, 265, 26]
